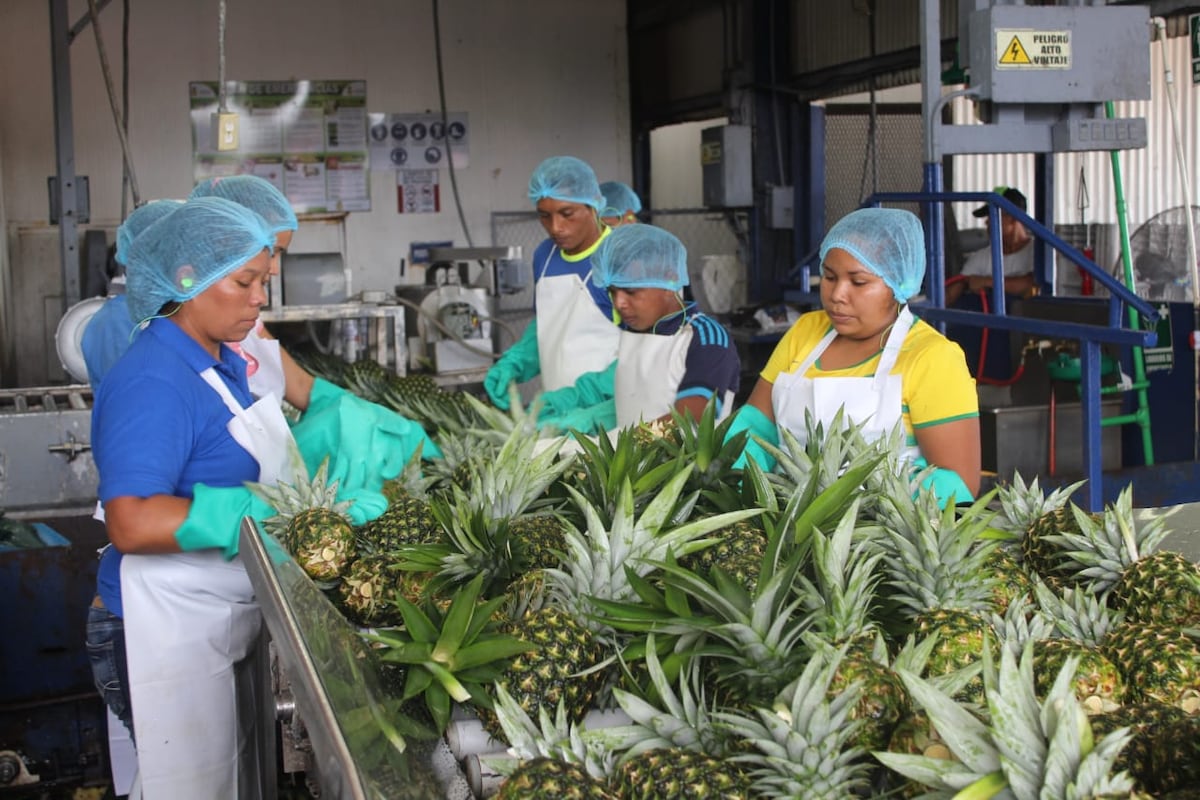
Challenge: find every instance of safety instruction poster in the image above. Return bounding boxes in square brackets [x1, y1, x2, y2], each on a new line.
[189, 80, 371, 213]
[397, 168, 440, 214]
[367, 112, 470, 171]
[994, 29, 1072, 70]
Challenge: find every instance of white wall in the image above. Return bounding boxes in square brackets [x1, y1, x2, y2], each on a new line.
[0, 0, 630, 379]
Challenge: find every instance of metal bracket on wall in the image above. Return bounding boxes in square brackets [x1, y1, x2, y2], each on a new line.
[46, 176, 90, 225]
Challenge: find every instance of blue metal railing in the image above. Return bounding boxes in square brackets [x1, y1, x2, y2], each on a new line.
[784, 190, 1160, 510]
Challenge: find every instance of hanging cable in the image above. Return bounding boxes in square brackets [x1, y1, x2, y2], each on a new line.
[85, 0, 140, 206]
[217, 0, 228, 114]
[856, 0, 879, 204]
[121, 0, 130, 220]
[432, 0, 474, 247]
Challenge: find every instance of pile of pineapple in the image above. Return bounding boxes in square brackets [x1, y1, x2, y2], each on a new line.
[255, 359, 1200, 799]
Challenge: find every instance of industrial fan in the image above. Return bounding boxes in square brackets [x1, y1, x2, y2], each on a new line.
[1114, 205, 1200, 302]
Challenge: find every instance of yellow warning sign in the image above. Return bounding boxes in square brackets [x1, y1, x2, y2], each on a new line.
[999, 36, 1031, 65]
[995, 29, 1072, 70]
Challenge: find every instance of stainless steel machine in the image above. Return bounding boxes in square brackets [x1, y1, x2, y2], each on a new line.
[395, 246, 521, 377]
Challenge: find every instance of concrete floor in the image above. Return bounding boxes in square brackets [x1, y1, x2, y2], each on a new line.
[1138, 502, 1200, 561]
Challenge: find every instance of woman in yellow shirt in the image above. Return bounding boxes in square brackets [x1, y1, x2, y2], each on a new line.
[730, 207, 980, 503]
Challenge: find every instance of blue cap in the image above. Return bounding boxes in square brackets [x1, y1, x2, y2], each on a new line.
[592, 224, 688, 292]
[599, 181, 642, 218]
[819, 207, 926, 302]
[528, 156, 604, 211]
[190, 175, 298, 236]
[115, 200, 184, 267]
[124, 197, 274, 324]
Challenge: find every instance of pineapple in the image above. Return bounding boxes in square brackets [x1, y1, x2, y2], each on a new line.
[716, 648, 873, 799]
[369, 443, 445, 549]
[403, 422, 574, 596]
[497, 759, 616, 800]
[1052, 487, 1199, 627]
[994, 473, 1090, 588]
[364, 574, 534, 734]
[1031, 583, 1128, 713]
[496, 467, 759, 731]
[606, 641, 750, 799]
[1090, 701, 1190, 794]
[875, 487, 1000, 702]
[251, 457, 357, 582]
[876, 641, 1138, 799]
[797, 502, 911, 752]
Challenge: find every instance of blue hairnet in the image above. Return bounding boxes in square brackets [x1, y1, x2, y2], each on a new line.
[528, 156, 604, 210]
[592, 224, 689, 291]
[115, 200, 184, 267]
[189, 175, 298, 236]
[819, 207, 926, 302]
[124, 197, 274, 324]
[599, 180, 642, 218]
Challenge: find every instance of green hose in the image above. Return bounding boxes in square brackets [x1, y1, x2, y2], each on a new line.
[1106, 100, 1155, 466]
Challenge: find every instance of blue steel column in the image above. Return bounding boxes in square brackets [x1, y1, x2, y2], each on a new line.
[792, 103, 825, 276]
[1080, 340, 1103, 510]
[1034, 153, 1055, 296]
[50, 0, 81, 312]
[920, 0, 945, 312]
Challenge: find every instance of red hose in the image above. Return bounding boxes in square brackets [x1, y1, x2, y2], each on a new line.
[971, 284, 1025, 387]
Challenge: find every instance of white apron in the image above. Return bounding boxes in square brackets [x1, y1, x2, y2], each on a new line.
[535, 247, 621, 391]
[614, 322, 734, 428]
[771, 306, 918, 462]
[233, 321, 286, 404]
[120, 365, 293, 800]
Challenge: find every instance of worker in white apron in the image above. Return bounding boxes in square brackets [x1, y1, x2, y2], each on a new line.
[726, 207, 980, 506]
[484, 157, 621, 431]
[91, 198, 382, 799]
[587, 224, 740, 428]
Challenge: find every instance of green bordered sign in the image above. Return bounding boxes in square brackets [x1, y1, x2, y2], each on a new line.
[1145, 304, 1175, 374]
[1192, 14, 1200, 85]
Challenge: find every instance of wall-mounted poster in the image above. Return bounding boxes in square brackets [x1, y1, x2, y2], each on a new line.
[190, 80, 370, 213]
[367, 111, 469, 172]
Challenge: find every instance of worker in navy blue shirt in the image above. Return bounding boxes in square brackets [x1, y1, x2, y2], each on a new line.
[590, 224, 740, 426]
[484, 157, 620, 430]
[92, 197, 388, 799]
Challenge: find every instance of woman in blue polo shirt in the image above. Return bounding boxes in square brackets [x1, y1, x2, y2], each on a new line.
[91, 197, 386, 798]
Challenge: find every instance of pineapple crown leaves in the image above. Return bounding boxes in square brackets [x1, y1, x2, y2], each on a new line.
[363, 573, 536, 734]
[762, 409, 891, 500]
[797, 499, 885, 642]
[485, 683, 620, 782]
[1052, 486, 1172, 591]
[645, 547, 814, 703]
[878, 639, 1136, 799]
[658, 397, 747, 487]
[994, 472, 1086, 535]
[247, 455, 355, 537]
[714, 648, 872, 798]
[877, 489, 1001, 617]
[1032, 583, 1123, 647]
[989, 595, 1054, 660]
[609, 635, 727, 758]
[386, 440, 438, 500]
[546, 467, 762, 622]
[566, 424, 680, 526]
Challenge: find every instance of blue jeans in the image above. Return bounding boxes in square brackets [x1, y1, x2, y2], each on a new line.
[85, 603, 134, 740]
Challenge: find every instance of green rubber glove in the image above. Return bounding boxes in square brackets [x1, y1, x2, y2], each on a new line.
[485, 320, 541, 408]
[537, 361, 616, 421]
[538, 398, 617, 435]
[175, 483, 276, 559]
[910, 456, 974, 508]
[306, 376, 348, 416]
[292, 392, 439, 494]
[727, 404, 779, 472]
